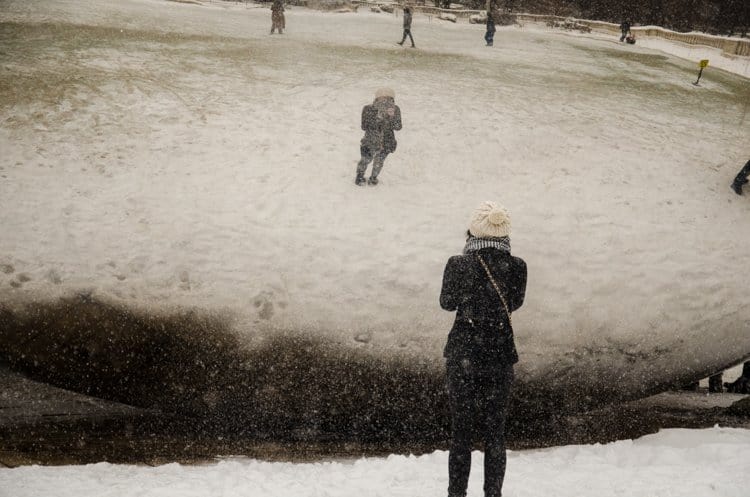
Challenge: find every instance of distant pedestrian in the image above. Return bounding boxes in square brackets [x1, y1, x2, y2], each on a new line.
[270, 0, 285, 34]
[725, 362, 750, 393]
[731, 159, 750, 195]
[620, 20, 631, 42]
[708, 372, 723, 393]
[485, 11, 496, 46]
[355, 88, 402, 186]
[441, 201, 527, 497]
[397, 7, 415, 48]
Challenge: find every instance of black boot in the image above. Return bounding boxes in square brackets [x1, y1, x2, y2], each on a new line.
[355, 175, 366, 186]
[731, 181, 743, 195]
[367, 176, 379, 186]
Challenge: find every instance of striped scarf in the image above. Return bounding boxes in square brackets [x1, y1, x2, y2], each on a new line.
[463, 236, 511, 254]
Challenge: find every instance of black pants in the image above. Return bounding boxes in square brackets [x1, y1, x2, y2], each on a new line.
[356, 146, 389, 180]
[399, 29, 415, 47]
[485, 27, 495, 46]
[446, 359, 514, 497]
[732, 159, 750, 189]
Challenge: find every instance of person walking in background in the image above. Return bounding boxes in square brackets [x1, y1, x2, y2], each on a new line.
[708, 372, 723, 393]
[725, 362, 750, 393]
[731, 159, 750, 195]
[355, 88, 402, 186]
[270, 0, 285, 34]
[620, 19, 631, 42]
[397, 6, 416, 48]
[441, 201, 527, 497]
[485, 9, 497, 46]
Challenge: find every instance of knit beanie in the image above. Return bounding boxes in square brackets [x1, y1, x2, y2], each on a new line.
[375, 87, 395, 99]
[468, 201, 511, 238]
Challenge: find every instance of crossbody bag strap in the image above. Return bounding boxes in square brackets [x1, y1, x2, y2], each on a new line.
[476, 253, 512, 328]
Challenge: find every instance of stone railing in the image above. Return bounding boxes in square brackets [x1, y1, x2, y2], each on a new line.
[577, 19, 750, 57]
[351, 1, 477, 19]
[631, 26, 750, 57]
[348, 2, 750, 57]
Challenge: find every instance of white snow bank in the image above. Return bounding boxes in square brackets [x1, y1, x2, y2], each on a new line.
[1, 427, 749, 497]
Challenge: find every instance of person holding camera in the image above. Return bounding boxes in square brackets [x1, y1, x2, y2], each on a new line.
[354, 88, 402, 186]
[440, 201, 527, 497]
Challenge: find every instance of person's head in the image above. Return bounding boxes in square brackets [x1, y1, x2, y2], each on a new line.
[374, 87, 395, 102]
[468, 201, 511, 239]
[404, 7, 411, 13]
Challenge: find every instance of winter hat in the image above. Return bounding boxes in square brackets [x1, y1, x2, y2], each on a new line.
[375, 87, 395, 99]
[468, 201, 511, 239]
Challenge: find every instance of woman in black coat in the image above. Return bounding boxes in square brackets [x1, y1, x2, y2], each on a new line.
[440, 201, 527, 497]
[355, 88, 402, 186]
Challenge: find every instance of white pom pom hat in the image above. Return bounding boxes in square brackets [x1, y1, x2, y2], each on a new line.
[375, 87, 395, 99]
[468, 201, 511, 238]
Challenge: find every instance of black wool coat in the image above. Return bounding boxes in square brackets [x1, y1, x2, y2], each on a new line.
[360, 101, 402, 154]
[486, 14, 497, 33]
[403, 11, 412, 29]
[440, 247, 527, 367]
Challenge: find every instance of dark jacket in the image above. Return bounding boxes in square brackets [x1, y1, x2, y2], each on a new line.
[486, 14, 497, 33]
[360, 99, 402, 154]
[440, 247, 527, 367]
[403, 11, 412, 29]
[620, 21, 631, 32]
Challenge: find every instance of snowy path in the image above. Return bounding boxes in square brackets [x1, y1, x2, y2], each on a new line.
[1, 427, 749, 497]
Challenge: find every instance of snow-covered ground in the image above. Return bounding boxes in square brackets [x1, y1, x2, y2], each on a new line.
[632, 36, 750, 79]
[1, 0, 749, 408]
[1, 427, 749, 497]
[517, 21, 750, 79]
